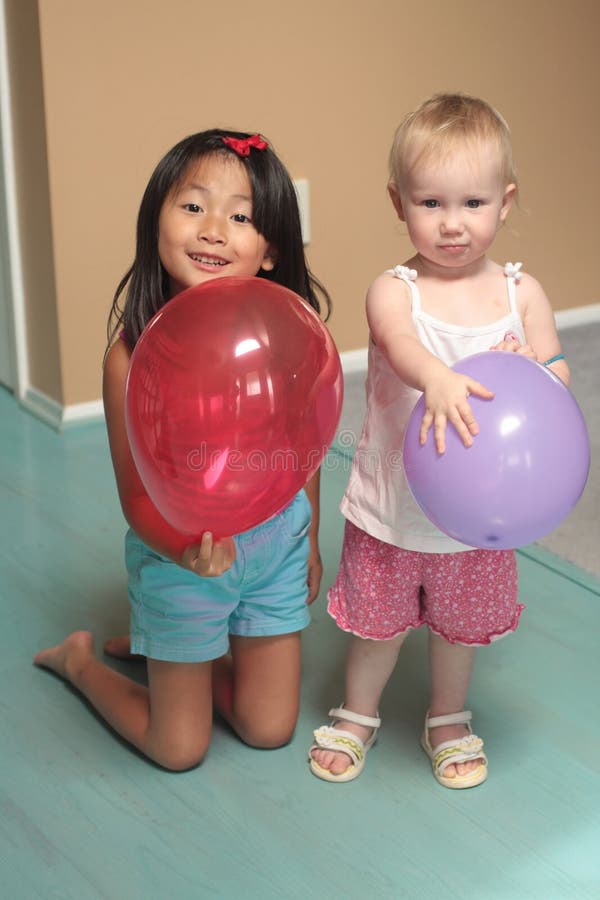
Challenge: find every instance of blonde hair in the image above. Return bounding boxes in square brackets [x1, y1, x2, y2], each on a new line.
[389, 93, 517, 193]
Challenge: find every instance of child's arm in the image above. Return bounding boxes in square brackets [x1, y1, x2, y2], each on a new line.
[490, 274, 570, 385]
[367, 274, 494, 453]
[303, 469, 322, 604]
[103, 339, 236, 576]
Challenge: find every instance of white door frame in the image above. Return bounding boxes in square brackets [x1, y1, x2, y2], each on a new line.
[0, 0, 28, 399]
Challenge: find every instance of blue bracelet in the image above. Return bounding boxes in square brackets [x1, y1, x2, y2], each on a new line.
[543, 353, 565, 366]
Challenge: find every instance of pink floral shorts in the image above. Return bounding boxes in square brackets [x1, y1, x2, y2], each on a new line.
[328, 521, 523, 646]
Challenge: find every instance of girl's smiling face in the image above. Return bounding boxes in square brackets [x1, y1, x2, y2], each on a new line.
[158, 153, 276, 297]
[391, 142, 516, 274]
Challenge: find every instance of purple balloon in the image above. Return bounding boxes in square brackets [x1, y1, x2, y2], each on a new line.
[403, 352, 590, 549]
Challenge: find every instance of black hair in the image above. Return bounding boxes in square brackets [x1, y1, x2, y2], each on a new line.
[106, 129, 331, 350]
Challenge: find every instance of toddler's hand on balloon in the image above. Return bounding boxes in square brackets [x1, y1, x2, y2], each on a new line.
[182, 533, 237, 577]
[421, 371, 494, 454]
[490, 334, 537, 360]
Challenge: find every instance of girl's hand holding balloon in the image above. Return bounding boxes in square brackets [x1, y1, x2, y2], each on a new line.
[421, 369, 494, 454]
[181, 533, 237, 577]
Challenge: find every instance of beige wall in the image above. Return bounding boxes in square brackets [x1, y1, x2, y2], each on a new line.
[5, 0, 600, 406]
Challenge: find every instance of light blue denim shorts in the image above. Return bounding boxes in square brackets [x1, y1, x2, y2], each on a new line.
[125, 490, 312, 662]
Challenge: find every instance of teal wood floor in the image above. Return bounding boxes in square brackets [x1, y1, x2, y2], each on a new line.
[1, 385, 599, 900]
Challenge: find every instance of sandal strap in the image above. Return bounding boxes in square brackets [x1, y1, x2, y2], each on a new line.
[311, 726, 367, 766]
[426, 710, 472, 729]
[328, 707, 381, 729]
[432, 735, 486, 777]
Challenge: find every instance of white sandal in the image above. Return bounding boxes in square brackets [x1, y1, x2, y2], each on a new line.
[421, 710, 488, 789]
[309, 705, 381, 783]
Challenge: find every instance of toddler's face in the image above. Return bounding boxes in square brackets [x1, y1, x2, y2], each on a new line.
[158, 154, 276, 297]
[391, 142, 515, 272]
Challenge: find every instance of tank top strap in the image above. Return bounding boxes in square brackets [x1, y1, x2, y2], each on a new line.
[503, 261, 523, 314]
[386, 265, 421, 312]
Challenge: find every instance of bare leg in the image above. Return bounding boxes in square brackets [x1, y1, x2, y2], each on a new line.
[213, 633, 302, 748]
[103, 630, 303, 748]
[103, 634, 141, 660]
[427, 631, 483, 777]
[34, 631, 213, 770]
[311, 632, 407, 776]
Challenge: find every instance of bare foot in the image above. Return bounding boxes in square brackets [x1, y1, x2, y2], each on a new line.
[428, 722, 485, 779]
[311, 720, 375, 777]
[34, 631, 95, 683]
[103, 635, 144, 660]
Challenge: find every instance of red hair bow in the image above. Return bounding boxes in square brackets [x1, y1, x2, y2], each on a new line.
[222, 134, 268, 157]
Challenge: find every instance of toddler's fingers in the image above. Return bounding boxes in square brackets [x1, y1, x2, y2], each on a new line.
[432, 413, 449, 454]
[419, 409, 434, 446]
[447, 408, 475, 449]
[516, 344, 537, 360]
[458, 400, 480, 436]
[466, 378, 494, 400]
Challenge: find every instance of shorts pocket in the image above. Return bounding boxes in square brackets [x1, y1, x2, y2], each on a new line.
[279, 490, 312, 542]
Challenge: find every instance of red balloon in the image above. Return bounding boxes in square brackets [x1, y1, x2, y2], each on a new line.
[125, 276, 343, 538]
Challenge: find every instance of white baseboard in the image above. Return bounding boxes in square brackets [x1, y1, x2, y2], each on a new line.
[21, 387, 63, 429]
[21, 387, 104, 431]
[62, 399, 105, 427]
[340, 347, 368, 374]
[555, 302, 600, 329]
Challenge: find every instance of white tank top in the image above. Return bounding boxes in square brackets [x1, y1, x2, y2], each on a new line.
[340, 262, 526, 552]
